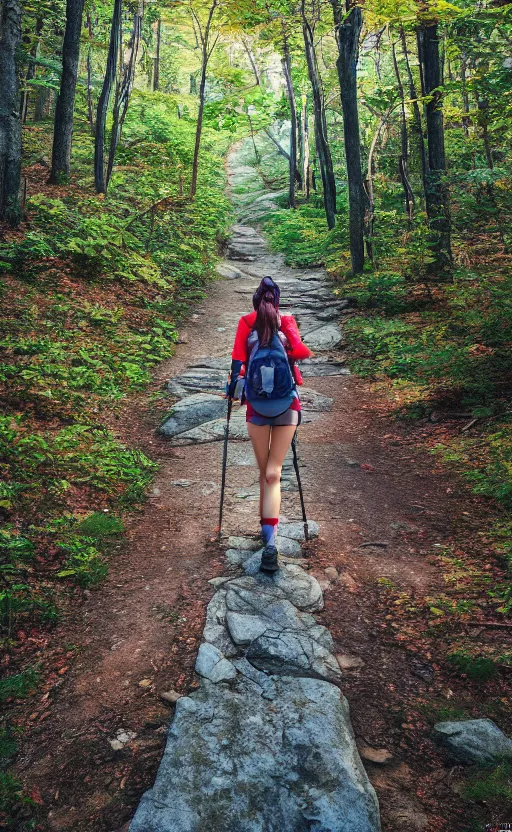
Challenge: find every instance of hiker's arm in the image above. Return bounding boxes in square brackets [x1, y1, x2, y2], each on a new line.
[231, 316, 252, 362]
[227, 317, 251, 398]
[281, 315, 313, 360]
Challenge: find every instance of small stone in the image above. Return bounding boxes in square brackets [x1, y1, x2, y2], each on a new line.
[160, 690, 183, 705]
[109, 739, 124, 751]
[324, 567, 339, 581]
[338, 572, 358, 592]
[336, 654, 365, 670]
[358, 746, 393, 765]
[139, 679, 152, 688]
[171, 479, 191, 487]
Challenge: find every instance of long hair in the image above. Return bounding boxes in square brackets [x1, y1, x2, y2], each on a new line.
[253, 277, 280, 347]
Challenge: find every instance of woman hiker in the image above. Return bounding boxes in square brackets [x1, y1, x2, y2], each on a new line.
[226, 276, 313, 573]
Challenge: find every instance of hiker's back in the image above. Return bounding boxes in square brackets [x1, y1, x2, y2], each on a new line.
[245, 328, 295, 417]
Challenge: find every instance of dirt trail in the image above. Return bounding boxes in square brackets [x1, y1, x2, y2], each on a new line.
[14, 144, 491, 832]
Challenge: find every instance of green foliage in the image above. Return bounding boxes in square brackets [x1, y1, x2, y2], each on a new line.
[447, 648, 498, 681]
[463, 762, 512, 803]
[0, 669, 40, 706]
[77, 512, 124, 538]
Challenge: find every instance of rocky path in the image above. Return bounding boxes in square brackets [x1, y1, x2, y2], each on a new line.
[129, 154, 381, 830]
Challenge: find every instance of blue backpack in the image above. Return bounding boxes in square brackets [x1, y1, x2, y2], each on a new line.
[245, 329, 295, 417]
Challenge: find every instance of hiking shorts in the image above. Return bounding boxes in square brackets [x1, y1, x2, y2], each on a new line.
[246, 405, 301, 427]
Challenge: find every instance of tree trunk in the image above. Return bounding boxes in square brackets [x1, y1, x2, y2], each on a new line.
[417, 22, 452, 270]
[301, 4, 336, 229]
[331, 1, 365, 273]
[399, 26, 428, 209]
[20, 16, 43, 123]
[153, 18, 161, 91]
[86, 13, 95, 134]
[190, 50, 207, 198]
[241, 36, 260, 85]
[49, 0, 85, 182]
[301, 93, 311, 198]
[94, 0, 122, 193]
[106, 5, 142, 190]
[0, 0, 22, 224]
[190, 1, 218, 198]
[34, 86, 51, 120]
[461, 54, 470, 135]
[281, 37, 299, 208]
[391, 37, 414, 222]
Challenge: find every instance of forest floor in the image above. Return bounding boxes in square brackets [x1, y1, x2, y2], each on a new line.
[9, 146, 512, 832]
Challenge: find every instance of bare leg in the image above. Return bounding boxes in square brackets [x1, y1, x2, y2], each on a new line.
[263, 425, 297, 519]
[247, 422, 271, 518]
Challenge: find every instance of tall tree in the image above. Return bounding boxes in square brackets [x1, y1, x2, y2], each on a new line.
[417, 20, 452, 270]
[301, 0, 336, 229]
[153, 18, 161, 91]
[0, 0, 22, 224]
[50, 0, 85, 182]
[94, 0, 122, 193]
[331, 0, 365, 273]
[20, 16, 43, 123]
[190, 0, 219, 198]
[391, 36, 414, 223]
[105, 3, 143, 189]
[281, 34, 299, 208]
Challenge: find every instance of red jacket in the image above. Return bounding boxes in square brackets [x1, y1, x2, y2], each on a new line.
[231, 311, 313, 364]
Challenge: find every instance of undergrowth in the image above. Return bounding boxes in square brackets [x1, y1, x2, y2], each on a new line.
[0, 92, 232, 810]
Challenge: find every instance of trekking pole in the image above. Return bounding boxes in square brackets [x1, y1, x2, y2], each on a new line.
[291, 429, 309, 542]
[217, 396, 232, 539]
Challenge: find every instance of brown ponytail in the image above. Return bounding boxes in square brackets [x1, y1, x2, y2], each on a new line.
[255, 291, 280, 347]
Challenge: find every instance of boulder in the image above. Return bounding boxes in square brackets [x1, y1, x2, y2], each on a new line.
[130, 676, 381, 832]
[216, 263, 242, 280]
[159, 393, 227, 438]
[433, 719, 512, 765]
[304, 323, 344, 351]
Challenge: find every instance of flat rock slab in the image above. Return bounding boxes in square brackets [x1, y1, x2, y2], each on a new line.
[168, 414, 248, 445]
[300, 358, 350, 378]
[159, 393, 227, 438]
[130, 676, 381, 832]
[167, 367, 227, 396]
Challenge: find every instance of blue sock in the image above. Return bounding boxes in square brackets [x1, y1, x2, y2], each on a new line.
[261, 518, 278, 548]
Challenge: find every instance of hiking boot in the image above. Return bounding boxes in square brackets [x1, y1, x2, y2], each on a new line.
[260, 544, 279, 573]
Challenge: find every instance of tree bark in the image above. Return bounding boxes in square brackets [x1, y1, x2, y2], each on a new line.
[331, 1, 365, 273]
[106, 5, 142, 190]
[0, 0, 22, 223]
[49, 0, 85, 182]
[301, 3, 336, 229]
[391, 37, 414, 222]
[281, 37, 299, 208]
[461, 54, 470, 135]
[94, 0, 122, 193]
[301, 93, 311, 198]
[190, 1, 218, 198]
[417, 22, 452, 269]
[153, 18, 161, 91]
[399, 26, 428, 208]
[20, 16, 43, 123]
[86, 13, 95, 134]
